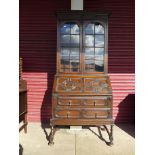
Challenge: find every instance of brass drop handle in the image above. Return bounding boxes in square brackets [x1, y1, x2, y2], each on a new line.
[94, 100, 96, 106]
[67, 111, 70, 118]
[95, 113, 97, 118]
[69, 100, 71, 106]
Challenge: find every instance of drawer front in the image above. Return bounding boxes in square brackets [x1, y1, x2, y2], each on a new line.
[57, 97, 111, 108]
[54, 109, 111, 119]
[83, 110, 110, 119]
[55, 110, 81, 118]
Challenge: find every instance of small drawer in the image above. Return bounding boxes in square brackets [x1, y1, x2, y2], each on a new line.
[83, 110, 110, 119]
[58, 99, 82, 106]
[55, 110, 80, 118]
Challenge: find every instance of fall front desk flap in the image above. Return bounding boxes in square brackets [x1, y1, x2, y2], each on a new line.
[53, 75, 112, 95]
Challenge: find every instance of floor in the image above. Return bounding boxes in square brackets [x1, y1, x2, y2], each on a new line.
[19, 123, 135, 155]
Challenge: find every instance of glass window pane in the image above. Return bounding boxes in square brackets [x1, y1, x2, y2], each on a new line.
[85, 48, 94, 59]
[85, 35, 94, 47]
[95, 60, 104, 72]
[61, 48, 70, 56]
[85, 60, 94, 71]
[71, 24, 79, 34]
[70, 60, 79, 72]
[61, 55, 69, 60]
[71, 67, 79, 72]
[61, 24, 70, 34]
[85, 60, 94, 65]
[95, 35, 104, 47]
[95, 23, 104, 34]
[61, 58, 70, 68]
[85, 48, 94, 55]
[95, 55, 103, 60]
[70, 59, 79, 63]
[95, 48, 104, 55]
[85, 24, 94, 34]
[70, 60, 79, 64]
[71, 35, 79, 46]
[95, 48, 104, 60]
[61, 35, 70, 46]
[70, 48, 79, 59]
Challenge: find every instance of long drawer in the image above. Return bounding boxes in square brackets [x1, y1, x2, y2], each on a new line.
[54, 109, 111, 119]
[57, 96, 112, 108]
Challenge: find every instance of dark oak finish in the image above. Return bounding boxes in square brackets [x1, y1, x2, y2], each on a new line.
[49, 11, 114, 146]
[19, 58, 28, 133]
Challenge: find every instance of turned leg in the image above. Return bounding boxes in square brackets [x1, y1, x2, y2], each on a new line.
[23, 113, 27, 133]
[23, 121, 27, 133]
[109, 125, 114, 145]
[49, 123, 55, 145]
[103, 125, 114, 146]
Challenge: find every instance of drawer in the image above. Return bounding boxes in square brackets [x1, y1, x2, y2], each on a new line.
[57, 97, 112, 108]
[83, 110, 110, 119]
[55, 110, 81, 118]
[58, 99, 82, 106]
[83, 98, 111, 107]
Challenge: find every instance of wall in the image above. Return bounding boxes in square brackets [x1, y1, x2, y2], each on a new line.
[20, 0, 135, 123]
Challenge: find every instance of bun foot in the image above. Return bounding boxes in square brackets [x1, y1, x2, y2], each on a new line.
[48, 141, 54, 146]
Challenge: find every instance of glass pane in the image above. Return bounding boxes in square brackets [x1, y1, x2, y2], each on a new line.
[95, 55, 103, 61]
[61, 58, 70, 70]
[71, 68, 79, 72]
[85, 24, 94, 34]
[71, 61, 79, 72]
[95, 23, 104, 34]
[85, 35, 94, 47]
[95, 48, 104, 60]
[61, 24, 70, 34]
[70, 59, 79, 64]
[95, 35, 104, 47]
[70, 48, 79, 59]
[71, 24, 79, 34]
[61, 55, 69, 60]
[71, 35, 79, 46]
[85, 60, 94, 71]
[95, 60, 104, 72]
[70, 60, 79, 72]
[61, 48, 70, 56]
[95, 48, 104, 55]
[85, 48, 94, 59]
[61, 35, 70, 46]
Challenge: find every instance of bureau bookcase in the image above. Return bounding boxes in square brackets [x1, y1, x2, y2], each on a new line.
[49, 11, 114, 145]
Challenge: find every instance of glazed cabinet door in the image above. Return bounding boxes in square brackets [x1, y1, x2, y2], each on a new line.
[57, 20, 108, 74]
